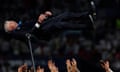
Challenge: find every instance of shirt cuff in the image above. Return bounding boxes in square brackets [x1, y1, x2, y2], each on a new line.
[35, 22, 41, 28]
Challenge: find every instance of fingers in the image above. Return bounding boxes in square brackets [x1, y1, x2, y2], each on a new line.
[66, 59, 71, 64]
[100, 60, 110, 71]
[37, 66, 44, 72]
[44, 11, 52, 16]
[66, 59, 71, 68]
[66, 58, 77, 66]
[37, 11, 52, 23]
[18, 64, 27, 72]
[71, 58, 77, 66]
[48, 60, 58, 72]
[38, 14, 47, 23]
[66, 58, 79, 72]
[48, 60, 53, 69]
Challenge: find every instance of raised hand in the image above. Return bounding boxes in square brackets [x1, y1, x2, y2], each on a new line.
[100, 60, 113, 72]
[37, 66, 44, 72]
[71, 58, 77, 67]
[48, 60, 59, 72]
[66, 58, 80, 72]
[71, 58, 78, 72]
[38, 11, 52, 23]
[18, 64, 28, 72]
[66, 59, 72, 72]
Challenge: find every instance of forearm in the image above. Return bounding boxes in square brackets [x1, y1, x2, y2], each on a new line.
[76, 68, 80, 72]
[72, 66, 80, 72]
[67, 68, 71, 72]
[106, 68, 113, 72]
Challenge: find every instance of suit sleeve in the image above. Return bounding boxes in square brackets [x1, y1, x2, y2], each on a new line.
[0, 20, 5, 32]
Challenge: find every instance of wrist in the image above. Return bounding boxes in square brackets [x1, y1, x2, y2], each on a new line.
[35, 22, 41, 28]
[106, 68, 113, 72]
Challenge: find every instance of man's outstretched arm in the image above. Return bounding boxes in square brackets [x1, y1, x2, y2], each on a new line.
[0, 11, 52, 33]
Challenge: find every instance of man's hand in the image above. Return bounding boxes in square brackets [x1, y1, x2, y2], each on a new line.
[4, 20, 18, 32]
[100, 60, 113, 72]
[71, 58, 78, 72]
[45, 11, 52, 17]
[37, 66, 44, 72]
[37, 11, 52, 23]
[66, 58, 80, 72]
[66, 59, 72, 72]
[18, 64, 27, 72]
[48, 60, 59, 72]
[71, 58, 77, 67]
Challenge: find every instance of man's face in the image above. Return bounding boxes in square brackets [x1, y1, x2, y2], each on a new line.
[5, 21, 18, 32]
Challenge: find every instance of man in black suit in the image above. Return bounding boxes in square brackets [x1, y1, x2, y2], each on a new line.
[0, 0, 92, 41]
[0, 11, 52, 33]
[0, 11, 53, 43]
[0, 9, 91, 41]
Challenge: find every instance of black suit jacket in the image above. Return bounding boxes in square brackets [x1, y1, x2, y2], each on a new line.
[0, 21, 4, 32]
[0, 10, 92, 42]
[0, 0, 92, 42]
